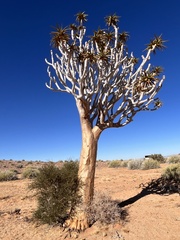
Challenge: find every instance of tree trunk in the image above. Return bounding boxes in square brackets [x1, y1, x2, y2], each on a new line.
[65, 99, 102, 230]
[78, 121, 101, 206]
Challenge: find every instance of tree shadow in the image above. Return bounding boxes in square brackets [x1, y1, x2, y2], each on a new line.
[118, 177, 180, 208]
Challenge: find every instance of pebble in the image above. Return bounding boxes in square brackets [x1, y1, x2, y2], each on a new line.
[102, 232, 107, 237]
[71, 232, 79, 239]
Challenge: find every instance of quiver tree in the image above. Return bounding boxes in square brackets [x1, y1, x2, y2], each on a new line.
[45, 12, 165, 230]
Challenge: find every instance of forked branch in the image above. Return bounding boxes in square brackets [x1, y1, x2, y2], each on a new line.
[46, 12, 165, 129]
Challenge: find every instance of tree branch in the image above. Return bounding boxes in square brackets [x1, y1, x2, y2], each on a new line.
[46, 13, 165, 130]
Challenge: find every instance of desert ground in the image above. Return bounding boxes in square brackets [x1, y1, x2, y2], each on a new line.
[0, 160, 179, 240]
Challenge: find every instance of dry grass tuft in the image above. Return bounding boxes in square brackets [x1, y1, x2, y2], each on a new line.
[86, 192, 126, 226]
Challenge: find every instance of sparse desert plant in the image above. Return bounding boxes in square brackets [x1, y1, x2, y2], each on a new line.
[167, 155, 180, 164]
[29, 161, 81, 225]
[22, 167, 40, 179]
[16, 164, 24, 169]
[86, 192, 124, 225]
[128, 160, 143, 170]
[121, 161, 128, 168]
[108, 160, 128, 168]
[108, 160, 122, 168]
[13, 169, 20, 174]
[148, 154, 165, 163]
[0, 170, 18, 181]
[141, 158, 160, 170]
[140, 165, 180, 194]
[162, 164, 180, 181]
[27, 161, 33, 165]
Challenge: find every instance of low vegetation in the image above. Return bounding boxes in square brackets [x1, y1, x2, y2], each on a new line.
[167, 155, 180, 164]
[0, 170, 18, 181]
[22, 167, 40, 179]
[108, 160, 127, 168]
[109, 157, 162, 170]
[141, 159, 160, 170]
[162, 164, 180, 181]
[29, 161, 81, 225]
[108, 153, 169, 171]
[127, 160, 143, 170]
[86, 192, 125, 226]
[148, 154, 165, 163]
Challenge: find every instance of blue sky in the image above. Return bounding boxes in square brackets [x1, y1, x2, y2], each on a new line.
[0, 0, 179, 161]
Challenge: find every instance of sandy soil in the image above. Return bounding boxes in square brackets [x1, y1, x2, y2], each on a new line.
[0, 160, 179, 240]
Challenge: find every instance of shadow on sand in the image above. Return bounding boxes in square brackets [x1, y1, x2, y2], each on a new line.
[118, 177, 180, 208]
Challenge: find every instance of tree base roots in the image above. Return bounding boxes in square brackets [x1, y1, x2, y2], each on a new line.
[64, 212, 89, 231]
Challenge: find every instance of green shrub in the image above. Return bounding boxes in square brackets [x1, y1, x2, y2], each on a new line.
[0, 170, 18, 181]
[22, 167, 40, 179]
[141, 159, 160, 170]
[148, 154, 165, 163]
[162, 164, 180, 181]
[29, 161, 81, 225]
[167, 155, 180, 164]
[128, 160, 143, 170]
[86, 192, 125, 225]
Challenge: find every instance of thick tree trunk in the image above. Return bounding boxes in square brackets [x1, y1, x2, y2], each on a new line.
[78, 121, 101, 206]
[77, 98, 102, 206]
[65, 99, 102, 230]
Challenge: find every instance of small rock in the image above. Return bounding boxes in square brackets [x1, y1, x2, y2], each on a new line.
[102, 232, 107, 237]
[71, 232, 79, 239]
[12, 208, 21, 214]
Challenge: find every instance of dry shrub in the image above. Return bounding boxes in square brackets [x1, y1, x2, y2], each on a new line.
[86, 192, 125, 226]
[0, 170, 18, 181]
[127, 160, 143, 170]
[162, 164, 180, 181]
[141, 159, 160, 170]
[108, 160, 122, 168]
[148, 154, 165, 163]
[22, 167, 40, 179]
[108, 160, 128, 168]
[16, 164, 24, 169]
[141, 164, 180, 194]
[167, 155, 180, 164]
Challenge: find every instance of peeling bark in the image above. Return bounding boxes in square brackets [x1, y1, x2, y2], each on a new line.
[65, 99, 102, 230]
[76, 99, 102, 205]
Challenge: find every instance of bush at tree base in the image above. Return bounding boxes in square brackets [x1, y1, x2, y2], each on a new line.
[29, 161, 81, 225]
[85, 192, 126, 226]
